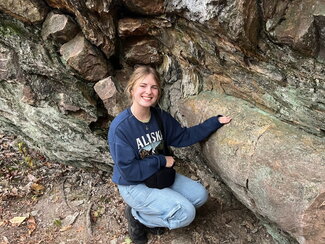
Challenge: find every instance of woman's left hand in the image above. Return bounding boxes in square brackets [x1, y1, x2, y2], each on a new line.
[218, 116, 232, 124]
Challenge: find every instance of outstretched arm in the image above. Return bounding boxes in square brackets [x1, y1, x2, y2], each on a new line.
[162, 111, 229, 148]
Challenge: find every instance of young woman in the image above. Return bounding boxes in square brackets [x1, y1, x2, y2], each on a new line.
[108, 65, 231, 244]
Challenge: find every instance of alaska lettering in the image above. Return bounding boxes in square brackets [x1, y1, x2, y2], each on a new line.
[136, 130, 162, 149]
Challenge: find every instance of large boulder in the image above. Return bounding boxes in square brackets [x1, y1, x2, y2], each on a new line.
[175, 92, 325, 243]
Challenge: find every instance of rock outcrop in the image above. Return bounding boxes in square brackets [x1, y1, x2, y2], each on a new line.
[0, 0, 324, 243]
[0, 14, 112, 171]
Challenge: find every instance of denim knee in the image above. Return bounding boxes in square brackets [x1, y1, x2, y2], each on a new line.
[168, 202, 196, 229]
[195, 185, 209, 208]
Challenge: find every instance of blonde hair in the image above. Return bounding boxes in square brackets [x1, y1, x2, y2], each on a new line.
[125, 65, 162, 102]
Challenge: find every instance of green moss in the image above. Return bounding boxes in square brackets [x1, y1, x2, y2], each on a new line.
[0, 13, 36, 39]
[0, 20, 27, 37]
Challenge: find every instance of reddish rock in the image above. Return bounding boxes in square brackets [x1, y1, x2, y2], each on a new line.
[118, 18, 150, 37]
[41, 12, 80, 43]
[122, 0, 165, 15]
[45, 0, 115, 58]
[21, 85, 36, 105]
[124, 37, 162, 65]
[94, 77, 129, 116]
[94, 77, 117, 100]
[60, 33, 109, 82]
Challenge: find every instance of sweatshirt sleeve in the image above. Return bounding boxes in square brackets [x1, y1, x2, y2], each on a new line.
[110, 128, 167, 182]
[163, 111, 224, 147]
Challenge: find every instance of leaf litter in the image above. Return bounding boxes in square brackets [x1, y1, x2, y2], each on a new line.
[0, 133, 276, 244]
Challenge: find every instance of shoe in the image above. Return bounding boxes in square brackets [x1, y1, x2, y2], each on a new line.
[147, 227, 166, 235]
[125, 205, 148, 244]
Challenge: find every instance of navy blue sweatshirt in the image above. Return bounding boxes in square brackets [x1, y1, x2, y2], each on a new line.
[108, 107, 223, 185]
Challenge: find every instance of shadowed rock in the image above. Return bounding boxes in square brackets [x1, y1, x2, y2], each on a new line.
[269, 0, 323, 57]
[118, 17, 172, 37]
[122, 0, 165, 15]
[123, 37, 162, 64]
[262, 0, 291, 32]
[60, 33, 110, 82]
[41, 12, 80, 43]
[45, 0, 116, 58]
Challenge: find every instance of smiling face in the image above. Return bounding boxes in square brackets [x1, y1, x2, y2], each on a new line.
[131, 73, 159, 109]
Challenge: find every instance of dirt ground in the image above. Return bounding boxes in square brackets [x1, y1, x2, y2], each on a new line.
[0, 134, 276, 244]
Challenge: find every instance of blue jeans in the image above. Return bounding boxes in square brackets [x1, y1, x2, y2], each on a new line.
[118, 173, 208, 230]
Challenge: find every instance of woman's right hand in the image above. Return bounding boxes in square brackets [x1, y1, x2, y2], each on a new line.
[165, 156, 175, 168]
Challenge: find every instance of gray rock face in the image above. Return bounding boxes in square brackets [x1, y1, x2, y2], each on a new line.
[157, 18, 324, 137]
[0, 15, 112, 170]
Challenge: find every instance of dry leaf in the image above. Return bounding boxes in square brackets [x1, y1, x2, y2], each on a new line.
[27, 216, 37, 235]
[31, 183, 45, 195]
[9, 216, 27, 226]
[60, 225, 72, 232]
